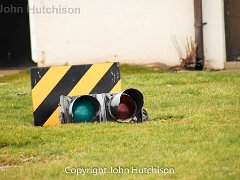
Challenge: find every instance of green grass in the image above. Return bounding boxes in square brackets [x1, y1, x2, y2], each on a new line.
[0, 66, 240, 179]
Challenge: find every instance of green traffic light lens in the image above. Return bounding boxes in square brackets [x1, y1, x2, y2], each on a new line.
[72, 98, 98, 123]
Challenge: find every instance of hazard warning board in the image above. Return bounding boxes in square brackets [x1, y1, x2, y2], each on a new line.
[30, 62, 121, 126]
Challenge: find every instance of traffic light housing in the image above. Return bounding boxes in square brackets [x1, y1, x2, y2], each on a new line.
[59, 88, 148, 123]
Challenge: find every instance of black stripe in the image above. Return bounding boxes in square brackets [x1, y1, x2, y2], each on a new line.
[90, 62, 121, 94]
[30, 67, 50, 89]
[33, 65, 92, 126]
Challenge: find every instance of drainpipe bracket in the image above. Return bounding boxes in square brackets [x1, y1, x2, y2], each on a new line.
[194, 22, 207, 27]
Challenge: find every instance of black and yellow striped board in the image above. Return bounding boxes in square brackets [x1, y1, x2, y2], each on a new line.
[30, 62, 121, 126]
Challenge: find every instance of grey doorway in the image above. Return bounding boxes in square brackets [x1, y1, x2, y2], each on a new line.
[0, 0, 35, 68]
[225, 0, 240, 61]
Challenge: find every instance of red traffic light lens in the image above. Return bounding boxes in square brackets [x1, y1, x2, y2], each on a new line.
[117, 95, 136, 120]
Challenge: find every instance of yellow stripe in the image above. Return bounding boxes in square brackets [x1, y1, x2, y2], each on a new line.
[32, 66, 71, 111]
[110, 80, 122, 93]
[43, 109, 60, 126]
[43, 63, 116, 126]
[68, 63, 114, 96]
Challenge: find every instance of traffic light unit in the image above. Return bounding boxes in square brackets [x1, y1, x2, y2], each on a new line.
[59, 88, 148, 123]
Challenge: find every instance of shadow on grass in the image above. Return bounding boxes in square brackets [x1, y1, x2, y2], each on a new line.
[150, 114, 186, 122]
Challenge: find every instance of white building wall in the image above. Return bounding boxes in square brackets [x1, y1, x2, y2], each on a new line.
[29, 0, 226, 69]
[29, 0, 195, 67]
[202, 0, 226, 69]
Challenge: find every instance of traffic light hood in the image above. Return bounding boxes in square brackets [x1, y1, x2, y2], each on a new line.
[109, 89, 144, 121]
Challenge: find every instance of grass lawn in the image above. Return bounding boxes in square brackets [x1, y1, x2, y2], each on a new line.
[0, 65, 239, 179]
